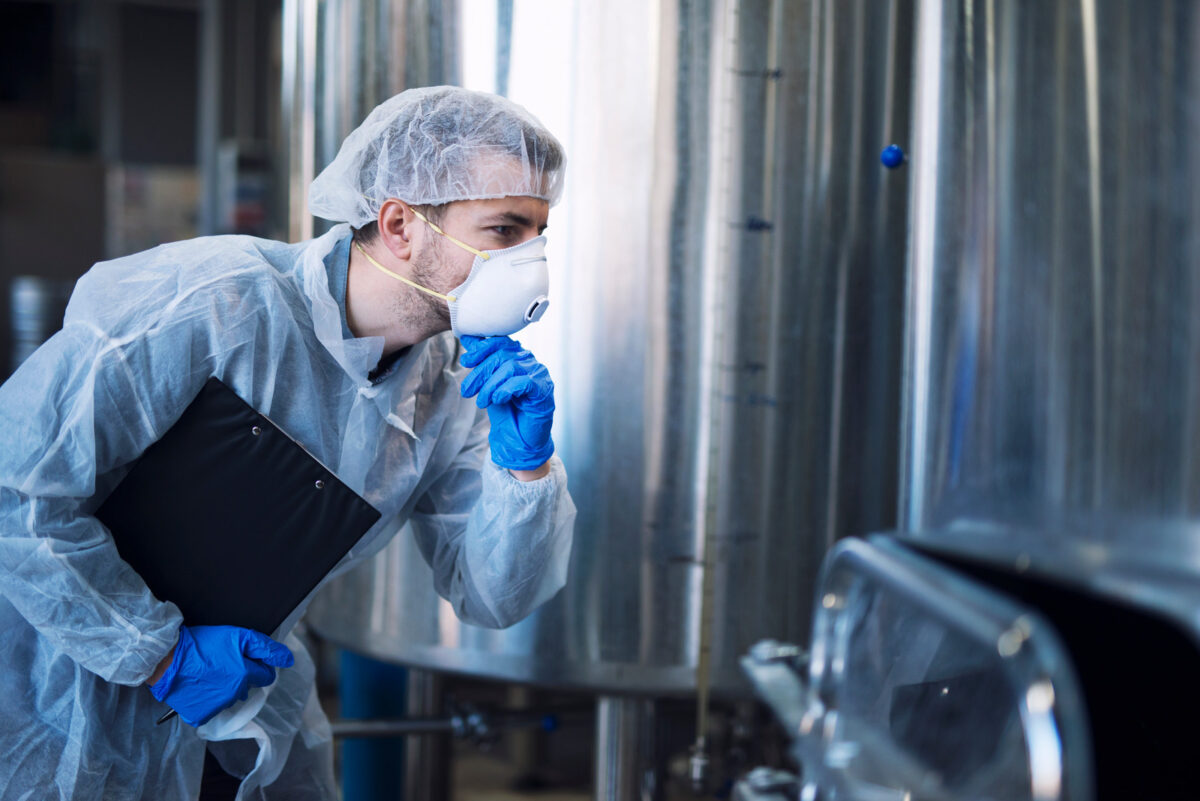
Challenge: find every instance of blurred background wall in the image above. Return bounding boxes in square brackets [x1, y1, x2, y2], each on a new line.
[0, 0, 281, 378]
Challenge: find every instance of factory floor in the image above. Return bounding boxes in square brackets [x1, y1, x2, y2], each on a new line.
[324, 712, 588, 798]
[452, 748, 590, 801]
[329, 717, 595, 800]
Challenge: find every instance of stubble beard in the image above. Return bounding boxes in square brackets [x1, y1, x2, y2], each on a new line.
[396, 237, 453, 333]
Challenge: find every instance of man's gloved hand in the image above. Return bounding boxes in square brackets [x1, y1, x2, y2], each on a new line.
[459, 335, 555, 471]
[150, 624, 294, 727]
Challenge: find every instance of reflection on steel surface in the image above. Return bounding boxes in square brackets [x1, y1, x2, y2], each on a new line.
[903, 0, 1200, 550]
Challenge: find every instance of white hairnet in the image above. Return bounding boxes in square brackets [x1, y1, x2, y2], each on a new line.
[309, 86, 566, 226]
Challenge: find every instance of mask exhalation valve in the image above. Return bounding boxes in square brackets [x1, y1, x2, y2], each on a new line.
[525, 297, 550, 324]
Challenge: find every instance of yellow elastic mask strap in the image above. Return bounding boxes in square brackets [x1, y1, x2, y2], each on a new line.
[353, 240, 457, 303]
[407, 206, 491, 262]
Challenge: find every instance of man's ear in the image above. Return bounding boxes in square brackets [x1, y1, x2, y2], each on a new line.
[377, 199, 415, 260]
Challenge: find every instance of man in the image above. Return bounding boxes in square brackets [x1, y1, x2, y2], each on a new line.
[0, 86, 575, 799]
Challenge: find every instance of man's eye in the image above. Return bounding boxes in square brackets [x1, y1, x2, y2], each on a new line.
[491, 226, 516, 238]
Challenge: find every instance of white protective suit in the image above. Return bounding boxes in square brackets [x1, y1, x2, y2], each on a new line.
[0, 223, 576, 799]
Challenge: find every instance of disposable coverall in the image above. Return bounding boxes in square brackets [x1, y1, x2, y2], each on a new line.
[0, 223, 576, 799]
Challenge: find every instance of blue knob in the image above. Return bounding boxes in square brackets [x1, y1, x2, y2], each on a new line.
[541, 715, 559, 732]
[881, 144, 906, 169]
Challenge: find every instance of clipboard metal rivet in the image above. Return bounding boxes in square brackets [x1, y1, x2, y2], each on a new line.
[251, 426, 262, 436]
[315, 480, 325, 489]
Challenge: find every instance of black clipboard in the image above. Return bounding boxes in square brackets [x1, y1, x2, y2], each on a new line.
[96, 377, 381, 637]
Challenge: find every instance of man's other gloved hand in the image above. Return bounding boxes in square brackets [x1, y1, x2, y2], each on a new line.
[459, 335, 555, 471]
[150, 624, 294, 727]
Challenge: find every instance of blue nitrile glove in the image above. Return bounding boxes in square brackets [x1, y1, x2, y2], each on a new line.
[150, 624, 294, 727]
[459, 335, 555, 471]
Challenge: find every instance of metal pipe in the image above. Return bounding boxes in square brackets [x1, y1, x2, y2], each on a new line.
[331, 717, 455, 739]
[594, 696, 650, 801]
[402, 669, 449, 801]
[332, 709, 557, 740]
[280, 0, 317, 242]
[196, 0, 220, 235]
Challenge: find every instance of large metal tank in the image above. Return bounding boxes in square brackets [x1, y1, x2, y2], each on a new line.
[281, 0, 458, 243]
[894, 3, 1200, 798]
[902, 0, 1200, 561]
[735, 5, 1200, 801]
[308, 0, 914, 696]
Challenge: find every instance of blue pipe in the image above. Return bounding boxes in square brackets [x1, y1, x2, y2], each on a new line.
[339, 650, 409, 800]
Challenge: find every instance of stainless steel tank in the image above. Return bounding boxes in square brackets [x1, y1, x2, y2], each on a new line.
[848, 4, 1200, 798]
[736, 5, 1200, 799]
[902, 0, 1200, 561]
[281, 0, 459, 242]
[307, 0, 914, 696]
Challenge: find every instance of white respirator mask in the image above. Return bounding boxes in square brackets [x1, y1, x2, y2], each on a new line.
[354, 205, 550, 338]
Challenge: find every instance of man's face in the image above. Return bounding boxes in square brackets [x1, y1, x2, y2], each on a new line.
[417, 195, 550, 293]
[404, 195, 551, 330]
